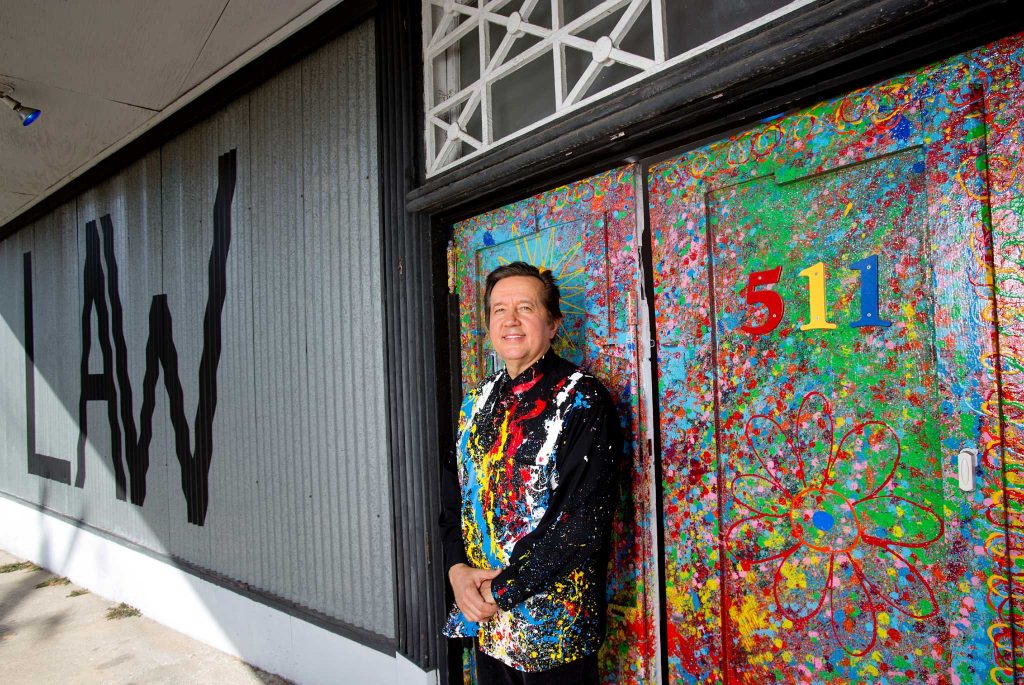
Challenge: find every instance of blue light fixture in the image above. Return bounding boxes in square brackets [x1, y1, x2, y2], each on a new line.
[19, 106, 40, 126]
[1, 90, 41, 127]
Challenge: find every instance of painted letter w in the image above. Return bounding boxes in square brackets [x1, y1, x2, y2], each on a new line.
[75, 150, 236, 525]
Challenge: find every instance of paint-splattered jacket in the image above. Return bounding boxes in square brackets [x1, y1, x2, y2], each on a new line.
[440, 352, 622, 672]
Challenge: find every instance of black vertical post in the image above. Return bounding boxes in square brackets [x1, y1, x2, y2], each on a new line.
[376, 0, 449, 677]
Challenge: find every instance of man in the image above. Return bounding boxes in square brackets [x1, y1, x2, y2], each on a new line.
[440, 261, 623, 684]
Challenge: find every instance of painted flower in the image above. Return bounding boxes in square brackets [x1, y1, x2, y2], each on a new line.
[726, 391, 943, 656]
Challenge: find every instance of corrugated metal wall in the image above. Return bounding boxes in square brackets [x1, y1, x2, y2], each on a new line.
[0, 20, 394, 643]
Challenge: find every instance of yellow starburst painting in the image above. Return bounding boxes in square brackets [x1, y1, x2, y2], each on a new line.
[476, 222, 590, 374]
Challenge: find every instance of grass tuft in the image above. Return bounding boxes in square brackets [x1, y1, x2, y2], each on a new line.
[0, 561, 37, 574]
[34, 576, 70, 589]
[67, 589, 89, 598]
[106, 603, 140, 620]
[249, 663, 295, 684]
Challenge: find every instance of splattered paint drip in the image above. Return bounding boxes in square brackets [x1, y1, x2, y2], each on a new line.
[981, 34, 1024, 685]
[453, 167, 658, 684]
[450, 28, 1024, 685]
[648, 32, 1021, 684]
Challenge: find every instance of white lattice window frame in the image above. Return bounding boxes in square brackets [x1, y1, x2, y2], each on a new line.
[423, 0, 818, 177]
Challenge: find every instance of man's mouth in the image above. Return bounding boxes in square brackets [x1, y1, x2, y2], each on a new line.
[503, 334, 524, 341]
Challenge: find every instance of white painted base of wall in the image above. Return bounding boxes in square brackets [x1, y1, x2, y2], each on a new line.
[0, 496, 437, 685]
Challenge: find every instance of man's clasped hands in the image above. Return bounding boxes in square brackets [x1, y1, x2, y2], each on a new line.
[449, 563, 501, 621]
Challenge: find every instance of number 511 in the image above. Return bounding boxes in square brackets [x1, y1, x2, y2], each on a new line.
[741, 254, 892, 335]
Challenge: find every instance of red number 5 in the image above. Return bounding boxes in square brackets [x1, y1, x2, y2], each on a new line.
[741, 266, 785, 335]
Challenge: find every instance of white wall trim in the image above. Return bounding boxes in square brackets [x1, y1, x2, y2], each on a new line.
[0, 496, 438, 685]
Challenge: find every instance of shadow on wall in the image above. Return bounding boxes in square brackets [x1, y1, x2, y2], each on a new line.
[0, 485, 82, 633]
[0, 98, 403, 683]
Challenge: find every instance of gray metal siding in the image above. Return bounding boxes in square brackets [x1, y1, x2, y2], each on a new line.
[75, 154, 165, 550]
[301, 25, 392, 635]
[0, 20, 392, 641]
[160, 98, 255, 575]
[250, 56, 311, 617]
[27, 206, 78, 517]
[0, 224, 33, 503]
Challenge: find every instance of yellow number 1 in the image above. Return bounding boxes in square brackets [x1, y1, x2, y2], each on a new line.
[798, 262, 837, 331]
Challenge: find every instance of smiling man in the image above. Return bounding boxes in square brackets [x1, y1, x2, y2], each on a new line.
[440, 261, 623, 685]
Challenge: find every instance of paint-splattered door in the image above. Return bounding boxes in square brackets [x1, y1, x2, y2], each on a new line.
[451, 167, 659, 683]
[648, 45, 1014, 683]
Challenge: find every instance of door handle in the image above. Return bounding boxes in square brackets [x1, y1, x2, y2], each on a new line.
[958, 447, 978, 492]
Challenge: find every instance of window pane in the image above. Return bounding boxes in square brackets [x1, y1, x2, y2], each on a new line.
[666, 0, 793, 56]
[491, 50, 556, 140]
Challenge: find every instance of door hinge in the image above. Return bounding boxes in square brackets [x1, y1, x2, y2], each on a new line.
[447, 241, 458, 295]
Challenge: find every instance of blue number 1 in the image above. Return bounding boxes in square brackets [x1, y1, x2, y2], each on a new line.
[849, 254, 892, 328]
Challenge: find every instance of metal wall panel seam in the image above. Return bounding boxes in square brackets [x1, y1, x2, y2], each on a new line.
[347, 32, 366, 624]
[294, 54, 317, 623]
[354, 39, 380, 627]
[334, 44, 359, 626]
[401, 54, 421, 667]
[293, 56, 315, 611]
[372, 5, 400, 652]
[414, 232, 440, 663]
[355, 24, 381, 631]
[156, 152, 176, 568]
[230, 130, 250, 585]
[345, 43, 367, 625]
[158, 144, 176, 564]
[338, 34, 361, 626]
[56, 202, 77, 518]
[217, 109, 238, 581]
[300, 51, 326, 616]
[301, 66, 324, 607]
[317, 38, 342, 618]
[319, 63, 345, 620]
[394, 195, 413, 653]
[393, 23, 417, 633]
[363, 28, 393, 633]
[291, 64, 314, 613]
[243, 91, 270, 597]
[251, 75, 287, 608]
[398, 50, 419, 663]
[289, 67, 312, 614]
[403, 231, 421, 657]
[403, 223, 424, 654]
[319, 94, 346, 615]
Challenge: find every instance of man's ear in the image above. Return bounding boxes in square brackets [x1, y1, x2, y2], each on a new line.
[550, 316, 562, 340]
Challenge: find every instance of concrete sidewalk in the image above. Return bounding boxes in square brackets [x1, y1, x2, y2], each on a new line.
[0, 549, 292, 685]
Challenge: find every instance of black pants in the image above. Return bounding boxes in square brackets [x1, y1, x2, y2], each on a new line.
[474, 648, 600, 685]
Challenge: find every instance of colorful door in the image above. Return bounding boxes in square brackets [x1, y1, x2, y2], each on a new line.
[451, 167, 659, 683]
[449, 32, 1024, 685]
[648, 37, 1020, 684]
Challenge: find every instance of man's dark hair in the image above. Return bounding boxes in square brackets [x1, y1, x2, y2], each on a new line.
[484, 261, 562, 325]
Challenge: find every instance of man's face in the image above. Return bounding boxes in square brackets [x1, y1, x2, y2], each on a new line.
[488, 275, 560, 378]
